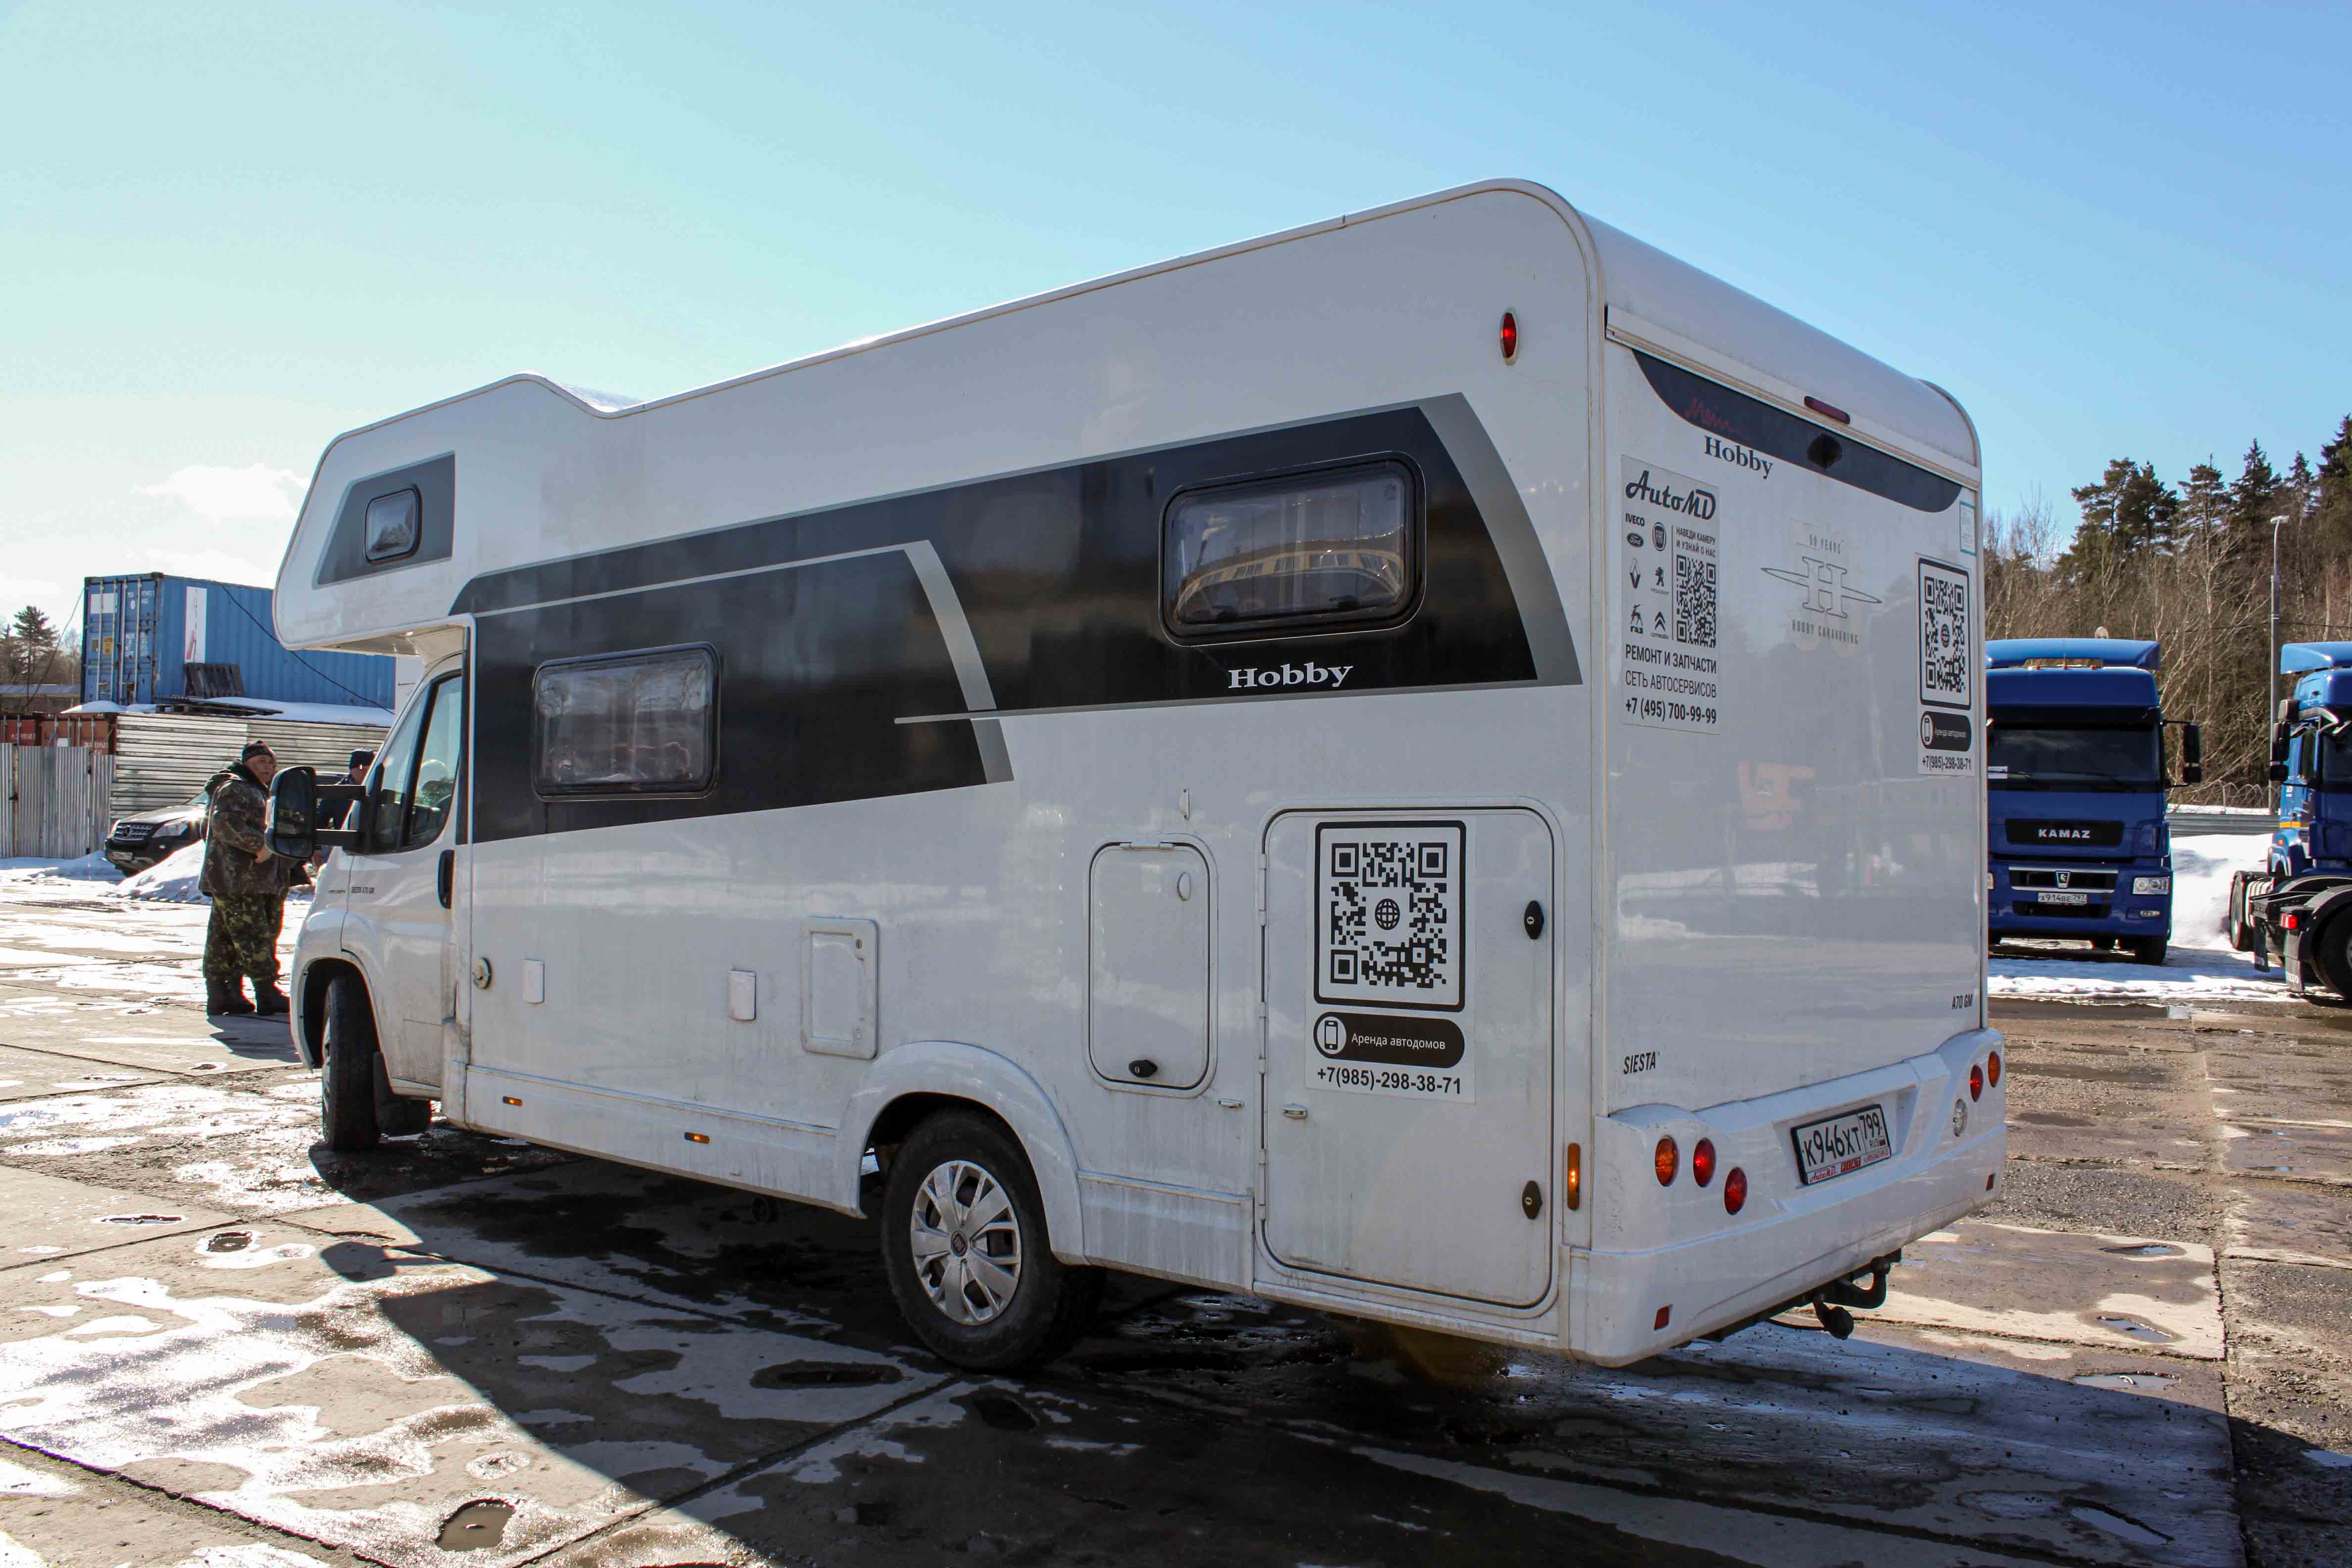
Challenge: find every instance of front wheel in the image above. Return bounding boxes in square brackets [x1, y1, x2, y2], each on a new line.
[2124, 936, 2169, 965]
[880, 1112, 1103, 1369]
[320, 974, 382, 1152]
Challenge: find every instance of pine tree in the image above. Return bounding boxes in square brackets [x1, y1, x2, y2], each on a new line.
[2229, 440, 2287, 544]
[8, 606, 55, 648]
[2314, 416, 2352, 558]
[2065, 459, 2178, 578]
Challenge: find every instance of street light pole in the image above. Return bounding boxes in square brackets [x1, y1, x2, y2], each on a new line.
[2273, 513, 2293, 811]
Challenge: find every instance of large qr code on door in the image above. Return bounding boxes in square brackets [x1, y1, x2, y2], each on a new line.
[1317, 822, 1464, 1011]
[1918, 559, 1972, 709]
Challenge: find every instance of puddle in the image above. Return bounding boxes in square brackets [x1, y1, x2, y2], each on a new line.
[968, 1389, 1039, 1432]
[2072, 1372, 2181, 1392]
[98, 1213, 183, 1226]
[2070, 1502, 2171, 1546]
[749, 1360, 901, 1389]
[202, 1230, 253, 1254]
[437, 1498, 514, 1551]
[2092, 1314, 2178, 1344]
[2100, 1243, 2187, 1259]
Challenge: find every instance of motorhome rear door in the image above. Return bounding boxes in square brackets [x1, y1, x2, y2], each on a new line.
[1261, 809, 1554, 1307]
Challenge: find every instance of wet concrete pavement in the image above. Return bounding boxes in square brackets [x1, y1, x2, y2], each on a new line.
[0, 881, 2343, 1564]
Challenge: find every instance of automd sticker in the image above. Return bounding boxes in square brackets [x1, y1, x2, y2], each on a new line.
[1311, 1011, 1472, 1102]
[1617, 458, 1720, 734]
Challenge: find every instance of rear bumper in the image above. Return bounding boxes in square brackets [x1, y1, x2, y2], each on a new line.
[1567, 1027, 2005, 1365]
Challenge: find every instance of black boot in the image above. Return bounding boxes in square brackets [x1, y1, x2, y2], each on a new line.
[252, 978, 291, 1017]
[208, 978, 256, 1017]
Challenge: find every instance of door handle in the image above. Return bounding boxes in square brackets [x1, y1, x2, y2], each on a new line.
[437, 850, 453, 910]
[1281, 1104, 1308, 1121]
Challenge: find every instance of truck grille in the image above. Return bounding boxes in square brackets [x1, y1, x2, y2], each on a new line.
[2009, 867, 2118, 891]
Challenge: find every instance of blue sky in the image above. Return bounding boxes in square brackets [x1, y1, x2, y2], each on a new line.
[4, 0, 2346, 632]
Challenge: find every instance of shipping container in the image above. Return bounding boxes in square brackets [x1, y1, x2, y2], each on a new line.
[79, 574, 395, 710]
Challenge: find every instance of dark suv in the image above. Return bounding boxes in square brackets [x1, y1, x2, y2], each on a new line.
[103, 789, 210, 875]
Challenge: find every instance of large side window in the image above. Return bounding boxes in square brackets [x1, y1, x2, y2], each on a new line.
[1162, 461, 1417, 638]
[367, 674, 463, 853]
[534, 645, 717, 796]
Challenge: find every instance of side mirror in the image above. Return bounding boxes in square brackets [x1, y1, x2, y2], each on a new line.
[267, 767, 364, 859]
[2269, 761, 2289, 785]
[2180, 721, 2203, 785]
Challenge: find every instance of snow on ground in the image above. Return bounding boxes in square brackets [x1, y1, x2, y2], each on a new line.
[116, 842, 208, 903]
[1989, 833, 2286, 1003]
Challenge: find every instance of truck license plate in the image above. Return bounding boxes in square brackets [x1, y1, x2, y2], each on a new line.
[1791, 1105, 1893, 1186]
[2038, 891, 2090, 906]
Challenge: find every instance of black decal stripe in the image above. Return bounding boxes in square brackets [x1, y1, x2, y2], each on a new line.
[458, 403, 1573, 842]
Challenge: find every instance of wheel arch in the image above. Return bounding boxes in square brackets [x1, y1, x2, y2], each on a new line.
[295, 956, 368, 1069]
[842, 1043, 1088, 1264]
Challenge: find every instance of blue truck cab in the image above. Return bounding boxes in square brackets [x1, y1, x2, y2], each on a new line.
[1985, 638, 2201, 964]
[2231, 644, 2352, 992]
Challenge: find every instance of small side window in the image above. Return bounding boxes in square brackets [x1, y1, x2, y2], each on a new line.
[1162, 461, 1417, 638]
[534, 646, 717, 797]
[364, 488, 422, 562]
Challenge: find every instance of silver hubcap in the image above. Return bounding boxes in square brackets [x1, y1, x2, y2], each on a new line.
[908, 1158, 1022, 1325]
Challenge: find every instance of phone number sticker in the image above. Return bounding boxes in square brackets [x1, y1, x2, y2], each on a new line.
[1310, 1011, 1474, 1102]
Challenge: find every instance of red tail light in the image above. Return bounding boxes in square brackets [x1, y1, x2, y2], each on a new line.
[1499, 311, 1519, 362]
[1654, 1136, 1678, 1186]
[1724, 1168, 1747, 1215]
[1969, 1063, 1984, 1101]
[1691, 1138, 1716, 1188]
[1986, 1050, 2002, 1088]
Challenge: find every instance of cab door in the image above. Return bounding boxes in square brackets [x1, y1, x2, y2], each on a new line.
[1261, 809, 1555, 1307]
[342, 667, 465, 1086]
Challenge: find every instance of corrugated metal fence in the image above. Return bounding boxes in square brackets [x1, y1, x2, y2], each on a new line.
[0, 744, 115, 860]
[110, 714, 390, 819]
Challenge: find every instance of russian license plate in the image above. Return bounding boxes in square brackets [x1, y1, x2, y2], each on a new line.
[2038, 890, 2090, 906]
[1791, 1104, 1893, 1186]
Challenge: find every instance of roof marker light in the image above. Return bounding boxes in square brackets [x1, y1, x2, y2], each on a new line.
[1804, 395, 1851, 424]
[1499, 311, 1519, 363]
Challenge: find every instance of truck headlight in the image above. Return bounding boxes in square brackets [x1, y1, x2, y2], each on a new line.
[2132, 876, 2171, 896]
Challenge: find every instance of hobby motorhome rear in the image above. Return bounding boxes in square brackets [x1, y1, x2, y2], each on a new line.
[266, 180, 2000, 1368]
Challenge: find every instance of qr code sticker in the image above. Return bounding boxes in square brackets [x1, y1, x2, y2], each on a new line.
[1918, 559, 1972, 709]
[1317, 823, 1464, 1011]
[1673, 525, 1717, 648]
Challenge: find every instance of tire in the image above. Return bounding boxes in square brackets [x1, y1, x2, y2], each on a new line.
[880, 1112, 1104, 1370]
[2125, 937, 2168, 965]
[2312, 916, 2352, 1000]
[321, 974, 382, 1152]
[2227, 872, 2254, 952]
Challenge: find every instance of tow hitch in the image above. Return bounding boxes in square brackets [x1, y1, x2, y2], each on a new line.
[1810, 1255, 1896, 1339]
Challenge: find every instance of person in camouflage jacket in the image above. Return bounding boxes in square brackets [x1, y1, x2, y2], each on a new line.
[200, 740, 302, 1017]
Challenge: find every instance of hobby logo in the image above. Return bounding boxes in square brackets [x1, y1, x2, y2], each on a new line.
[1763, 555, 1884, 619]
[1226, 661, 1353, 691]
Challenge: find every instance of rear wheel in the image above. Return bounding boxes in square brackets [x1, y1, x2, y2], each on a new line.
[321, 975, 381, 1152]
[2311, 915, 2352, 1000]
[2124, 936, 2169, 965]
[880, 1112, 1103, 1369]
[2227, 872, 2255, 952]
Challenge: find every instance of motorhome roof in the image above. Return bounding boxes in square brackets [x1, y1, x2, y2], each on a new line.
[1985, 638, 2160, 672]
[2281, 642, 2352, 674]
[1986, 666, 2159, 716]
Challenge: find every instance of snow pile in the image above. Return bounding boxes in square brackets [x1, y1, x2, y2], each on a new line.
[0, 853, 122, 884]
[114, 842, 313, 905]
[1990, 833, 2282, 1003]
[115, 842, 208, 903]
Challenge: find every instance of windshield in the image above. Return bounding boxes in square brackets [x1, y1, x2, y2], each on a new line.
[2301, 726, 2352, 791]
[1988, 722, 2161, 791]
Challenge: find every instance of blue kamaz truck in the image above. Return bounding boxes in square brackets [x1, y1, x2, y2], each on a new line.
[1986, 638, 2201, 964]
[2231, 644, 2352, 993]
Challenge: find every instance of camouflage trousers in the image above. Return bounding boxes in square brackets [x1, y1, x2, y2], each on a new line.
[203, 894, 286, 985]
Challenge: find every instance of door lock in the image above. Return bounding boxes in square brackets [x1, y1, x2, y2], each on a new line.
[1523, 900, 1545, 939]
[1128, 1058, 1159, 1079]
[1282, 1104, 1309, 1121]
[1521, 1180, 1543, 1219]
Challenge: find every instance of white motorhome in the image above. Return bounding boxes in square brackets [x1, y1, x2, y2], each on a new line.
[268, 179, 2002, 1369]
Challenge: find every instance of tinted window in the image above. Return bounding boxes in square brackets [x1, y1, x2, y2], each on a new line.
[534, 646, 716, 795]
[1163, 462, 1415, 637]
[364, 488, 421, 562]
[1631, 352, 1963, 514]
[1987, 724, 2160, 792]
